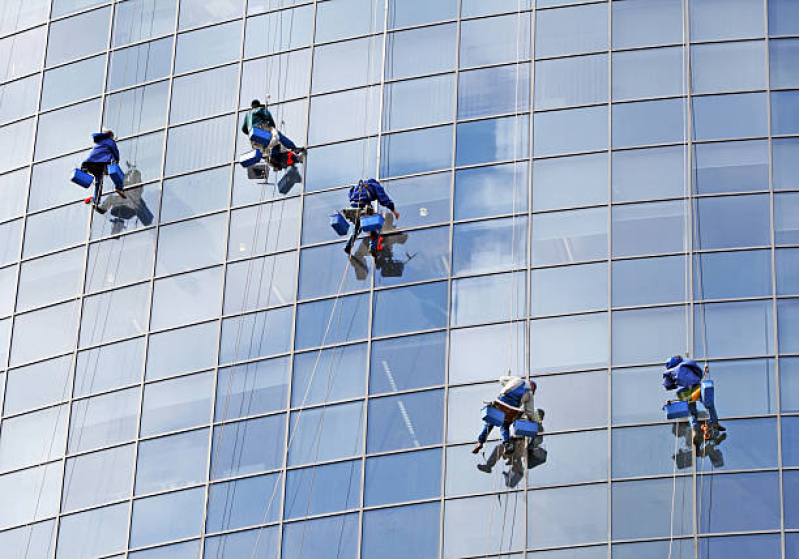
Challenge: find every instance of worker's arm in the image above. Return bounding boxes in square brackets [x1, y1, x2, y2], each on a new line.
[110, 141, 120, 163]
[368, 179, 397, 213]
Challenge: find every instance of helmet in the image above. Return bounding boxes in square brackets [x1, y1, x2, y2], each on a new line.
[251, 99, 263, 108]
[666, 355, 683, 369]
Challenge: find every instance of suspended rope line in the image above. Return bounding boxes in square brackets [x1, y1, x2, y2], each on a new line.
[667, 421, 681, 559]
[247, 259, 354, 559]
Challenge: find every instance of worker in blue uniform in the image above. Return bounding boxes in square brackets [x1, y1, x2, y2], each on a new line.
[241, 99, 305, 171]
[473, 375, 536, 459]
[81, 129, 125, 213]
[342, 178, 400, 255]
[663, 355, 725, 446]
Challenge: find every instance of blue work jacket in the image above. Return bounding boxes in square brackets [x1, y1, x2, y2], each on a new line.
[348, 179, 395, 211]
[662, 358, 703, 391]
[83, 133, 120, 165]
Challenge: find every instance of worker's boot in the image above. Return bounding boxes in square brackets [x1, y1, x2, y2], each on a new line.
[471, 442, 483, 454]
[476, 463, 492, 473]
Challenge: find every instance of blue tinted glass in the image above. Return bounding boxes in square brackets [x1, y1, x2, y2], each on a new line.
[384, 74, 454, 131]
[150, 267, 223, 330]
[5, 357, 70, 415]
[219, 306, 293, 364]
[288, 402, 363, 465]
[702, 358, 776, 417]
[772, 90, 799, 135]
[613, 98, 684, 148]
[68, 388, 140, 453]
[294, 293, 368, 350]
[284, 460, 360, 518]
[535, 54, 607, 110]
[528, 484, 607, 549]
[107, 39, 172, 91]
[779, 299, 799, 354]
[10, 300, 78, 367]
[165, 115, 235, 176]
[205, 528, 277, 559]
[389, 0, 456, 27]
[613, 306, 686, 365]
[367, 389, 443, 453]
[206, 474, 279, 532]
[62, 445, 135, 511]
[135, 429, 208, 495]
[785, 416, 799, 466]
[373, 282, 447, 337]
[612, 256, 686, 307]
[0, 521, 56, 559]
[532, 153, 606, 212]
[46, 7, 111, 66]
[370, 331, 446, 394]
[696, 194, 770, 249]
[698, 417, 777, 471]
[130, 488, 204, 548]
[450, 271, 526, 327]
[140, 372, 213, 437]
[386, 23, 456, 80]
[531, 313, 608, 373]
[244, 5, 312, 56]
[211, 414, 286, 478]
[612, 0, 682, 49]
[381, 125, 453, 178]
[146, 321, 218, 381]
[362, 502, 440, 559]
[0, 463, 61, 529]
[453, 217, 527, 276]
[612, 47, 682, 100]
[41, 55, 105, 111]
[692, 93, 767, 141]
[612, 478, 692, 540]
[216, 357, 290, 421]
[612, 146, 685, 202]
[174, 21, 241, 73]
[240, 50, 311, 107]
[457, 115, 529, 167]
[790, 533, 799, 559]
[227, 197, 300, 259]
[612, 200, 685, 257]
[770, 0, 799, 35]
[444, 493, 524, 556]
[700, 534, 781, 559]
[85, 231, 157, 294]
[699, 472, 779, 532]
[298, 243, 371, 300]
[529, 429, 608, 488]
[459, 63, 530, 119]
[462, 0, 531, 16]
[612, 423, 689, 477]
[57, 503, 129, 559]
[535, 3, 608, 58]
[304, 138, 375, 193]
[161, 167, 230, 222]
[534, 106, 608, 157]
[777, 248, 799, 295]
[170, 65, 238, 125]
[308, 87, 380, 145]
[535, 369, 608, 430]
[531, 262, 607, 316]
[112, 0, 177, 46]
[375, 226, 451, 287]
[695, 300, 774, 358]
[448, 322, 526, 385]
[17, 247, 83, 313]
[532, 207, 607, 266]
[611, 367, 669, 424]
[0, 405, 67, 471]
[0, 170, 28, 224]
[364, 448, 441, 506]
[281, 514, 357, 559]
[776, 193, 799, 245]
[690, 0, 764, 41]
[460, 13, 531, 68]
[455, 162, 528, 219]
[694, 140, 768, 194]
[35, 101, 100, 161]
[156, 214, 226, 275]
[291, 344, 367, 407]
[178, 0, 242, 28]
[316, 0, 377, 42]
[225, 253, 296, 314]
[691, 40, 766, 94]
[782, 358, 799, 412]
[771, 39, 799, 89]
[694, 250, 771, 300]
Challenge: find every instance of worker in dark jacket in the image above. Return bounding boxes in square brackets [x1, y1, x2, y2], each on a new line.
[663, 355, 724, 445]
[81, 129, 125, 213]
[241, 99, 304, 171]
[343, 178, 400, 255]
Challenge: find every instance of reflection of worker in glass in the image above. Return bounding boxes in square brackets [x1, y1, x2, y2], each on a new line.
[662, 356, 724, 446]
[342, 178, 399, 255]
[97, 162, 153, 235]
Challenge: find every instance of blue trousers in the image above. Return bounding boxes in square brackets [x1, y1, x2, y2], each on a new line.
[478, 421, 511, 444]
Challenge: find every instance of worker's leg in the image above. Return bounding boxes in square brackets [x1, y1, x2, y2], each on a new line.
[344, 217, 362, 254]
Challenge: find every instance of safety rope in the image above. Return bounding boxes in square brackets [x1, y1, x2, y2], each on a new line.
[667, 422, 680, 559]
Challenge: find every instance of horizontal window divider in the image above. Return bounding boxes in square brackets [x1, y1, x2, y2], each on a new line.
[175, 15, 246, 38]
[58, 495, 131, 518]
[360, 495, 442, 513]
[127, 534, 203, 554]
[218, 349, 294, 370]
[455, 112, 531, 127]
[152, 261, 224, 283]
[157, 208, 229, 229]
[43, 48, 109, 74]
[109, 32, 177, 54]
[106, 77, 172, 98]
[0, 456, 64, 481]
[610, 413, 780, 432]
[225, 248, 299, 268]
[162, 161, 238, 183]
[170, 60, 242, 83]
[203, 519, 281, 539]
[0, 110, 40, 130]
[282, 506, 361, 524]
[131, 479, 208, 501]
[143, 367, 215, 387]
[167, 109, 237, 130]
[0, 22, 48, 43]
[534, 48, 611, 63]
[690, 88, 769, 99]
[136, 424, 209, 445]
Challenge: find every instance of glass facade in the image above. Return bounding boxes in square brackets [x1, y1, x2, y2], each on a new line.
[0, 0, 797, 557]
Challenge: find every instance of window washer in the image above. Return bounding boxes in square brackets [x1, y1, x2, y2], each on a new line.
[662, 355, 725, 446]
[342, 178, 400, 255]
[477, 408, 545, 480]
[473, 375, 536, 459]
[241, 99, 305, 172]
[81, 129, 125, 213]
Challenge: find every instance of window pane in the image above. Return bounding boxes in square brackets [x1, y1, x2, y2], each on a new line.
[362, 502, 440, 559]
[612, 200, 685, 257]
[531, 262, 607, 316]
[535, 54, 606, 110]
[690, 0, 764, 41]
[612, 98, 684, 148]
[219, 306, 293, 363]
[17, 247, 84, 312]
[456, 115, 529, 167]
[691, 40, 766, 94]
[612, 47, 682, 100]
[113, 0, 177, 46]
[206, 473, 279, 532]
[216, 357, 289, 421]
[46, 7, 111, 66]
[385, 24, 456, 80]
[178, 0, 242, 28]
[165, 115, 235, 176]
[772, 90, 799, 135]
[694, 249, 771, 300]
[107, 39, 172, 91]
[455, 162, 528, 220]
[459, 64, 529, 120]
[228, 197, 300, 259]
[694, 140, 768, 195]
[453, 217, 527, 276]
[240, 50, 311, 106]
[445, 494, 523, 556]
[450, 271, 526, 327]
[375, 226, 451, 288]
[5, 356, 72, 415]
[0, 464, 61, 530]
[0, 406, 68, 472]
[155, 214, 226, 275]
[389, 0, 456, 28]
[41, 55, 105, 111]
[74, 336, 144, 398]
[613, 255, 686, 307]
[244, 6, 313, 57]
[0, 169, 28, 223]
[69, 387, 140, 453]
[531, 312, 608, 373]
[385, 74, 454, 131]
[288, 402, 363, 465]
[2, 119, 35, 172]
[211, 414, 286, 477]
[292, 344, 366, 407]
[174, 21, 241, 74]
[281, 514, 357, 559]
[85, 230, 156, 293]
[224, 253, 297, 314]
[536, 370, 607, 430]
[536, 3, 607, 58]
[284, 460, 360, 518]
[528, 484, 607, 549]
[135, 429, 208, 495]
[35, 100, 102, 160]
[10, 300, 79, 367]
[381, 125, 453, 178]
[150, 266, 223, 330]
[62, 445, 135, 511]
[612, 478, 691, 540]
[532, 207, 607, 266]
[612, 0, 682, 49]
[80, 283, 150, 347]
[698, 472, 779, 532]
[294, 294, 367, 350]
[308, 87, 379, 144]
[696, 194, 770, 249]
[693, 359, 775, 427]
[533, 106, 607, 157]
[529, 429, 608, 488]
[460, 13, 531, 68]
[366, 389, 443, 453]
[695, 300, 774, 358]
[130, 487, 205, 548]
[692, 93, 767, 141]
[170, 65, 238, 125]
[0, 27, 46, 82]
[305, 138, 376, 192]
[0, 520, 56, 559]
[57, 503, 129, 559]
[771, 39, 799, 89]
[448, 322, 525, 385]
[612, 306, 686, 365]
[364, 448, 441, 507]
[146, 321, 218, 380]
[140, 372, 213, 437]
[315, 0, 379, 42]
[311, 37, 380, 95]
[370, 331, 446, 394]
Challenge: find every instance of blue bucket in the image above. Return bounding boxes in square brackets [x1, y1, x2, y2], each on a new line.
[249, 128, 272, 147]
[481, 405, 504, 427]
[664, 400, 690, 419]
[239, 149, 262, 168]
[511, 419, 539, 438]
[701, 379, 714, 407]
[330, 213, 349, 236]
[360, 213, 384, 232]
[71, 168, 94, 188]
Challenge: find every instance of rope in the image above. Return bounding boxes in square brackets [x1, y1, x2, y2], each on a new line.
[667, 422, 680, 559]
